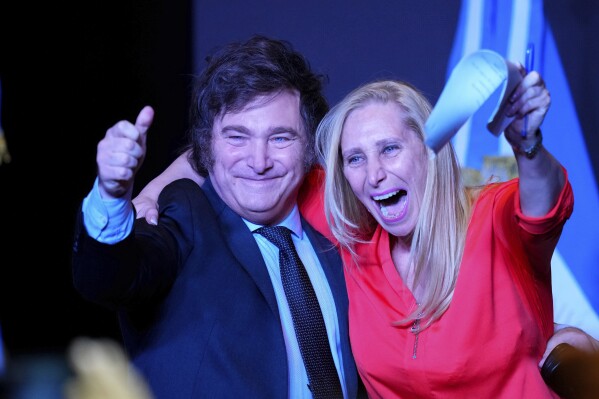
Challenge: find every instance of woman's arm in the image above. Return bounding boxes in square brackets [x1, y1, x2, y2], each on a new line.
[134, 150, 332, 240]
[504, 70, 565, 217]
[133, 149, 204, 224]
[298, 165, 337, 244]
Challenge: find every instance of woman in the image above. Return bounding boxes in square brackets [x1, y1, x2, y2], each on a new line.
[303, 78, 571, 397]
[133, 74, 585, 397]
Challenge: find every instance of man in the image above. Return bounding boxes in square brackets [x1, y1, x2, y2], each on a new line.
[72, 35, 364, 398]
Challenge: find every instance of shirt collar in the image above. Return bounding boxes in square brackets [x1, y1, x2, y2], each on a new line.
[243, 205, 303, 239]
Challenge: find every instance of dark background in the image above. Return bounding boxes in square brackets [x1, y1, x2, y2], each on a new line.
[0, 0, 596, 389]
[0, 0, 193, 362]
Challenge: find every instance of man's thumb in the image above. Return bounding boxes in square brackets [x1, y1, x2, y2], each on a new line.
[135, 105, 155, 136]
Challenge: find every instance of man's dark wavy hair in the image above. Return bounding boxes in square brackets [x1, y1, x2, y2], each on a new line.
[187, 35, 329, 176]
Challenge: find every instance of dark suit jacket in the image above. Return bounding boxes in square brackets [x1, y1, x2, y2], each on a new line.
[72, 178, 365, 398]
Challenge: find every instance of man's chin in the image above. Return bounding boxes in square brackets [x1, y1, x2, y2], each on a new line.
[237, 202, 293, 225]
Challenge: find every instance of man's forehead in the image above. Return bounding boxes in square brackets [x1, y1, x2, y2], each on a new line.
[224, 89, 301, 113]
[214, 90, 306, 134]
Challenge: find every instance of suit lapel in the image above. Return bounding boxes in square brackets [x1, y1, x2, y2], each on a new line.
[304, 221, 347, 305]
[201, 179, 280, 318]
[303, 220, 358, 396]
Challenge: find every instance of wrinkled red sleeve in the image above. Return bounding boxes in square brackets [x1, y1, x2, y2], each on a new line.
[298, 165, 336, 243]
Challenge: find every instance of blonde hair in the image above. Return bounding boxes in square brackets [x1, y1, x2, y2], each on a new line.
[316, 80, 472, 328]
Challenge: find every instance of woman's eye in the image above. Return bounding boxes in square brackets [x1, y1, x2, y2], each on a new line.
[346, 154, 363, 165]
[382, 145, 399, 155]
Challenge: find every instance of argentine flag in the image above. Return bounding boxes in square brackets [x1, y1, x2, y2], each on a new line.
[447, 0, 599, 338]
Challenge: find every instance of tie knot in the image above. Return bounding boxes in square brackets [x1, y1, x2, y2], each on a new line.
[255, 226, 294, 251]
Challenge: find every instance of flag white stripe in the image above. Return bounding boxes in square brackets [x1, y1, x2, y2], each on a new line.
[453, 0, 484, 165]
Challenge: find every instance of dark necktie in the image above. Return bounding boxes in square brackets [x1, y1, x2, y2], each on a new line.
[256, 226, 344, 399]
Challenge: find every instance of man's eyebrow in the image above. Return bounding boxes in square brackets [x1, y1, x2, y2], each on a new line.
[220, 125, 300, 135]
[221, 125, 249, 133]
[270, 126, 300, 135]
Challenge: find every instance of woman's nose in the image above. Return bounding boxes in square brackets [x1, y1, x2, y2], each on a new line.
[367, 159, 386, 186]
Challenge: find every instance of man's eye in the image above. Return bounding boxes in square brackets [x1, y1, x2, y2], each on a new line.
[271, 135, 295, 148]
[226, 135, 247, 146]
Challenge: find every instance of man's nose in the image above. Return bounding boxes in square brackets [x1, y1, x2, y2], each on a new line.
[248, 142, 273, 173]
